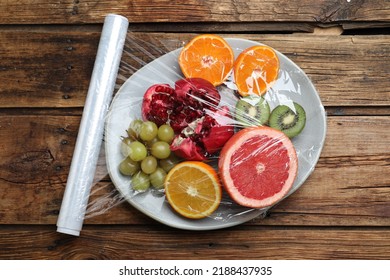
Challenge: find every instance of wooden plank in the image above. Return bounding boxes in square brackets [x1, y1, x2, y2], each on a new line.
[0, 22, 316, 33]
[0, 30, 100, 108]
[0, 115, 75, 224]
[0, 115, 389, 226]
[0, 226, 389, 259]
[342, 21, 390, 31]
[0, 0, 389, 24]
[325, 107, 390, 116]
[0, 31, 389, 108]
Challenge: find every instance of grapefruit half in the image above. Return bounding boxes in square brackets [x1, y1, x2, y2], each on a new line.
[218, 126, 298, 208]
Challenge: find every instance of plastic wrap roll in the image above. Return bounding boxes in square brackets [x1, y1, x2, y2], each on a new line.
[56, 14, 129, 236]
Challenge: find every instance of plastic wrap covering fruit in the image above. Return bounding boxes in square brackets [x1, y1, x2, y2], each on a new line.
[86, 33, 326, 230]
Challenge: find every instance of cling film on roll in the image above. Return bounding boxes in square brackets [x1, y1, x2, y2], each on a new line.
[85, 32, 327, 230]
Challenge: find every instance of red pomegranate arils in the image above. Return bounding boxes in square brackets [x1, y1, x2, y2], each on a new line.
[141, 78, 234, 160]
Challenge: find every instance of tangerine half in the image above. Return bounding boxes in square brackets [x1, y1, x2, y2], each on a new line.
[178, 34, 234, 86]
[164, 161, 222, 219]
[218, 126, 297, 209]
[234, 45, 280, 96]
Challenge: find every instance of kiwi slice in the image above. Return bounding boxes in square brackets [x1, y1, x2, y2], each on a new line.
[235, 96, 270, 127]
[269, 102, 306, 138]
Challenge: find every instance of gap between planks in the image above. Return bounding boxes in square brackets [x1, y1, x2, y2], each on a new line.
[0, 107, 389, 117]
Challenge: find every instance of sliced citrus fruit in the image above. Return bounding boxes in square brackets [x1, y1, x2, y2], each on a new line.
[233, 45, 280, 96]
[218, 126, 297, 208]
[164, 161, 222, 219]
[178, 34, 234, 86]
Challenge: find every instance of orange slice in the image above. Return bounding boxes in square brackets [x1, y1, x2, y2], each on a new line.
[178, 34, 234, 86]
[234, 45, 280, 96]
[164, 161, 222, 219]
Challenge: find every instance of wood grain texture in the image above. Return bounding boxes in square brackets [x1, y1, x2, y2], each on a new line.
[0, 115, 389, 226]
[1, 31, 389, 108]
[0, 0, 389, 261]
[0, 30, 99, 108]
[0, 0, 389, 24]
[0, 226, 389, 259]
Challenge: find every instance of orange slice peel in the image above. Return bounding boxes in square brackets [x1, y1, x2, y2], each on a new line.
[179, 34, 234, 86]
[234, 45, 280, 96]
[164, 161, 222, 219]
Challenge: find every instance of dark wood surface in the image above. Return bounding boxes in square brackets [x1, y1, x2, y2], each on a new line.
[0, 0, 389, 260]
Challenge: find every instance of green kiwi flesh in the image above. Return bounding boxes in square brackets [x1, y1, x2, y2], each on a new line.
[269, 102, 306, 138]
[235, 96, 270, 127]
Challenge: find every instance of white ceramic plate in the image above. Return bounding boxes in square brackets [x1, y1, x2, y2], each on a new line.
[105, 38, 327, 230]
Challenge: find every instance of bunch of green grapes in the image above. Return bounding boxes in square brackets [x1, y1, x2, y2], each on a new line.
[119, 119, 179, 192]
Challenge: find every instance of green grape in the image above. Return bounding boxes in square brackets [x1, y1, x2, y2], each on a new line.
[151, 141, 171, 159]
[145, 137, 159, 148]
[120, 137, 132, 157]
[127, 119, 143, 139]
[132, 171, 150, 192]
[129, 141, 147, 161]
[119, 157, 140, 176]
[150, 167, 167, 189]
[139, 121, 158, 141]
[141, 156, 158, 174]
[157, 124, 174, 143]
[159, 153, 179, 172]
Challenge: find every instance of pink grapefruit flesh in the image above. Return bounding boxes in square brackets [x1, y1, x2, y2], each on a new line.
[218, 126, 298, 208]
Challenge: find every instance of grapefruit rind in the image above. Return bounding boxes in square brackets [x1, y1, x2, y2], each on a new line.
[218, 126, 298, 209]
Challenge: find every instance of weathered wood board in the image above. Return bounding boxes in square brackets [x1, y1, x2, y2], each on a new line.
[0, 116, 389, 226]
[0, 0, 389, 24]
[0, 31, 389, 108]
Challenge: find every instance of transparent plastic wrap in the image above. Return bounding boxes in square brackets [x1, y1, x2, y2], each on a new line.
[57, 18, 327, 235]
[57, 14, 129, 236]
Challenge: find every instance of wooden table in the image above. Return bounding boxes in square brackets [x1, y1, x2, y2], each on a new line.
[0, 1, 389, 260]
